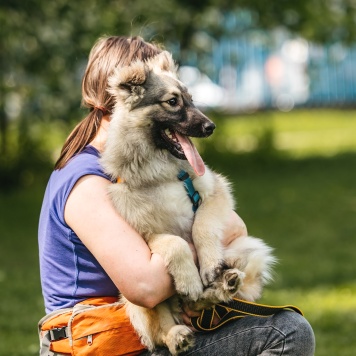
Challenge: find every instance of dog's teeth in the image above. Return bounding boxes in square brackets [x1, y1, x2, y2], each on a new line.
[163, 129, 180, 144]
[165, 129, 175, 140]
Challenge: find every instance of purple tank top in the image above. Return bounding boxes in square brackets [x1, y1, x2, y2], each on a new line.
[38, 145, 118, 313]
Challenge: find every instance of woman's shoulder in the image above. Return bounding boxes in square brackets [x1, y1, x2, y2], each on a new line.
[66, 145, 102, 172]
[44, 146, 111, 208]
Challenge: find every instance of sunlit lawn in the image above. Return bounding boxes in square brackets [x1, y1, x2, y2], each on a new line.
[0, 109, 355, 355]
[209, 109, 356, 157]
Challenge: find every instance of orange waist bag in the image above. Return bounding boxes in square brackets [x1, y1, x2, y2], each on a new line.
[38, 297, 146, 356]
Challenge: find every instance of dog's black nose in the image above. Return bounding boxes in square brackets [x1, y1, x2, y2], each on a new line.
[203, 122, 216, 136]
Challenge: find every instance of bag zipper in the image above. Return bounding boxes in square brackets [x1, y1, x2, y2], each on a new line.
[67, 301, 123, 346]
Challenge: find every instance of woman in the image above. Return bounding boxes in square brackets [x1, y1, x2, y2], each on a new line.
[38, 35, 315, 355]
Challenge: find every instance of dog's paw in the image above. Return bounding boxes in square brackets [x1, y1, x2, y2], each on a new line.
[175, 279, 203, 302]
[165, 325, 194, 355]
[222, 268, 245, 296]
[200, 261, 226, 286]
[192, 268, 246, 309]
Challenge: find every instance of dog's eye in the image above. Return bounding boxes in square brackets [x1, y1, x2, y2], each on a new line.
[166, 98, 178, 106]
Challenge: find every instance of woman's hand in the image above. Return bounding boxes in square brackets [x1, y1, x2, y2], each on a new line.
[180, 303, 202, 332]
[181, 303, 222, 331]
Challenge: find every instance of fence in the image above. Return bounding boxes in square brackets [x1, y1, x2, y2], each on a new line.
[179, 30, 356, 112]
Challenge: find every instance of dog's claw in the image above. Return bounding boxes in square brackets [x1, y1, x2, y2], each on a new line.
[166, 325, 194, 355]
[200, 261, 227, 286]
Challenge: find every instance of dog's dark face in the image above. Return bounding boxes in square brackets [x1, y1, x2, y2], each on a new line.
[143, 73, 215, 160]
[108, 52, 215, 173]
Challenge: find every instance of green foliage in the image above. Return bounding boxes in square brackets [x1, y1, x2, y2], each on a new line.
[0, 117, 56, 189]
[1, 0, 356, 185]
[0, 136, 52, 189]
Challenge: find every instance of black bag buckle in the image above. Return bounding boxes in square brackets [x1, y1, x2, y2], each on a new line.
[49, 327, 68, 341]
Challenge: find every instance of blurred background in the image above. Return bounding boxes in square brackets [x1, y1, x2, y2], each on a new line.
[1, 1, 355, 355]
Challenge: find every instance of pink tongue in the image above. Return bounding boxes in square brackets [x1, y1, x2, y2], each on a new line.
[175, 132, 205, 176]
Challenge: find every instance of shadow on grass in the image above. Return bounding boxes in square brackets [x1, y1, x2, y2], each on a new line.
[0, 149, 355, 355]
[201, 148, 356, 288]
[263, 285, 356, 356]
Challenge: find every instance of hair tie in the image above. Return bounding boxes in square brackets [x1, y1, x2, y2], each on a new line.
[94, 105, 109, 116]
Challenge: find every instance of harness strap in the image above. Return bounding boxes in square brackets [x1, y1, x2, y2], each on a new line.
[190, 298, 303, 332]
[177, 170, 201, 212]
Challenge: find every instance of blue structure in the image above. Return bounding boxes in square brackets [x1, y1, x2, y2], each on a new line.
[179, 24, 356, 111]
[307, 43, 356, 106]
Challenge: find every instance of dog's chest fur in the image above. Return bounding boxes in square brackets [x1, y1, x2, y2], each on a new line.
[108, 170, 214, 243]
[101, 107, 216, 243]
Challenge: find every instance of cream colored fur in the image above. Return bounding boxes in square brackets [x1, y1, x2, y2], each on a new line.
[100, 51, 276, 354]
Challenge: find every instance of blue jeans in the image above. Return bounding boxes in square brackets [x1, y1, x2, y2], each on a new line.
[140, 311, 315, 355]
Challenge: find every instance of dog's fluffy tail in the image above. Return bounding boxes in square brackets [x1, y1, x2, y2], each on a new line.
[223, 236, 277, 301]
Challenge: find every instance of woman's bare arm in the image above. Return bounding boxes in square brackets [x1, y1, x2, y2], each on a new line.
[64, 175, 175, 309]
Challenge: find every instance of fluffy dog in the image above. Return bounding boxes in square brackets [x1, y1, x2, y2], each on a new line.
[100, 51, 275, 354]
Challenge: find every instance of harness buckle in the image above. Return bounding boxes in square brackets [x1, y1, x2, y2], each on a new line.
[191, 191, 201, 212]
[191, 191, 201, 204]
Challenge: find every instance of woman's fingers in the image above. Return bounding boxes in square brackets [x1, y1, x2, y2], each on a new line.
[180, 303, 201, 331]
[182, 303, 201, 317]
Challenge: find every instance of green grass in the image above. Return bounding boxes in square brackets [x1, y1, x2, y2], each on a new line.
[202, 152, 356, 355]
[1, 109, 356, 355]
[200, 109, 356, 355]
[207, 109, 356, 158]
[0, 184, 47, 355]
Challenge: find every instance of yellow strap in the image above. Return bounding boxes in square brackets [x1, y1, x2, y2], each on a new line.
[190, 298, 303, 332]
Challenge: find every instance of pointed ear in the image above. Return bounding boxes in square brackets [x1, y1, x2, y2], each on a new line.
[108, 61, 148, 106]
[148, 51, 178, 74]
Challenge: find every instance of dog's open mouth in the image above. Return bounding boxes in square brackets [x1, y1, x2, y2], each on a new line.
[160, 129, 205, 176]
[161, 129, 185, 158]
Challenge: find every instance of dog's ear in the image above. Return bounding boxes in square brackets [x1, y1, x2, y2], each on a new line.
[108, 61, 148, 106]
[156, 51, 177, 72]
[148, 51, 177, 75]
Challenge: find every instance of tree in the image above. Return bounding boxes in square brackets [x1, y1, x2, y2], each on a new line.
[1, 0, 355, 185]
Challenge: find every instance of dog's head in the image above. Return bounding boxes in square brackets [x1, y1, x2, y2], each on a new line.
[107, 51, 215, 176]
